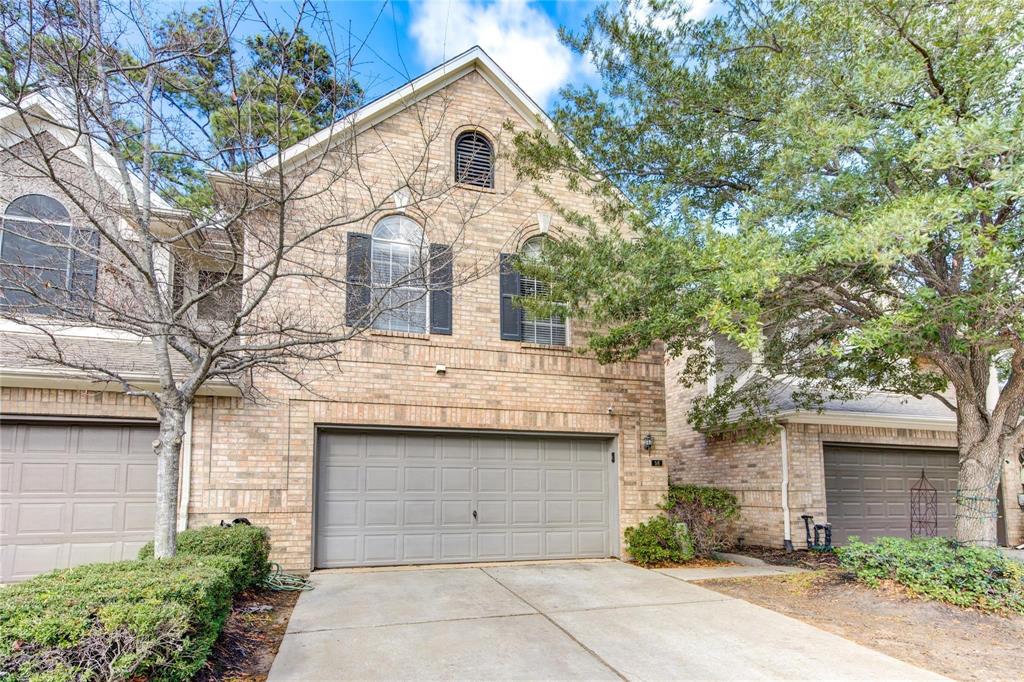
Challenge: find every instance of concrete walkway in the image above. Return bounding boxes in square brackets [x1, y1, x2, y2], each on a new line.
[268, 560, 944, 681]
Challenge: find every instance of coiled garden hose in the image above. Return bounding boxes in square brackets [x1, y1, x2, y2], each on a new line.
[261, 562, 314, 591]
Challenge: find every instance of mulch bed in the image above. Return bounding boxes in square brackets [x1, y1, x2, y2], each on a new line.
[734, 544, 840, 569]
[193, 588, 300, 682]
[700, 569, 1024, 681]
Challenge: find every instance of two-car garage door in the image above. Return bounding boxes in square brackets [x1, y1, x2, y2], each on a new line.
[315, 430, 616, 568]
[824, 445, 959, 545]
[1, 421, 158, 582]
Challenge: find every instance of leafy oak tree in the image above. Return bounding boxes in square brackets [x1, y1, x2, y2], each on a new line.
[512, 0, 1023, 545]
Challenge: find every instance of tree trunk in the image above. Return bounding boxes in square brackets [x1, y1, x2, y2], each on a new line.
[954, 440, 1002, 546]
[153, 407, 185, 558]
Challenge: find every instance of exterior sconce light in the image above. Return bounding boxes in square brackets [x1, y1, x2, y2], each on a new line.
[642, 434, 654, 451]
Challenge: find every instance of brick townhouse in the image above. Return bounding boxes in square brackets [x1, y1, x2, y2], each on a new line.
[665, 351, 1023, 549]
[0, 49, 669, 581]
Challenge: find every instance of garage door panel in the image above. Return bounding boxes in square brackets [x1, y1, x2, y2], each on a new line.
[21, 463, 66, 493]
[315, 431, 615, 568]
[74, 464, 119, 493]
[825, 445, 958, 544]
[125, 463, 156, 492]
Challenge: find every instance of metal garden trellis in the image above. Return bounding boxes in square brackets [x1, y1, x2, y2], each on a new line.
[910, 469, 938, 538]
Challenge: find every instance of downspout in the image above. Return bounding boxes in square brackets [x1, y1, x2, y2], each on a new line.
[177, 405, 193, 532]
[779, 423, 793, 551]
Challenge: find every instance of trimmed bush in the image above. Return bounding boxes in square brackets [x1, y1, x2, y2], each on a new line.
[624, 515, 696, 566]
[0, 555, 241, 681]
[139, 524, 271, 590]
[837, 536, 1024, 613]
[661, 484, 739, 558]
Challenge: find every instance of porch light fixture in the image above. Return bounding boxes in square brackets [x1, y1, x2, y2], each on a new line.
[642, 434, 654, 451]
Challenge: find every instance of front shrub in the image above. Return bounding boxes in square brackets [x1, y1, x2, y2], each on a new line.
[837, 536, 1024, 613]
[139, 524, 271, 590]
[661, 485, 739, 558]
[624, 515, 696, 566]
[0, 555, 241, 681]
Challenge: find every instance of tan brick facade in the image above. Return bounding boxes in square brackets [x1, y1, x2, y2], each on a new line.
[665, 356, 1024, 548]
[1, 67, 669, 570]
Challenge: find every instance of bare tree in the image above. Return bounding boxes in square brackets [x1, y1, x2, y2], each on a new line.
[0, 0, 512, 556]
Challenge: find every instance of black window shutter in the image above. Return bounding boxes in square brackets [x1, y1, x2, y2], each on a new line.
[345, 231, 372, 327]
[429, 243, 453, 335]
[499, 252, 521, 340]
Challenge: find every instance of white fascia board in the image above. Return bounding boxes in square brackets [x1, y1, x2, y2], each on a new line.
[0, 366, 239, 396]
[253, 47, 554, 178]
[0, 318, 145, 341]
[779, 409, 957, 432]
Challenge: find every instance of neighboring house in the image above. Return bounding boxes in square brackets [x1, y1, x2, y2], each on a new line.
[666, 349, 1024, 548]
[0, 49, 669, 581]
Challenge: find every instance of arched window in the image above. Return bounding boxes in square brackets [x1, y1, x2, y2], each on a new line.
[370, 215, 429, 333]
[519, 237, 566, 346]
[0, 194, 97, 315]
[454, 131, 494, 188]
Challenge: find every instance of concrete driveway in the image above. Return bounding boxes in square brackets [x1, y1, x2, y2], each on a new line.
[268, 560, 942, 681]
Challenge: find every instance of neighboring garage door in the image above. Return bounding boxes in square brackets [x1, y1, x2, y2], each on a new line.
[824, 445, 959, 545]
[1, 421, 159, 582]
[315, 430, 616, 568]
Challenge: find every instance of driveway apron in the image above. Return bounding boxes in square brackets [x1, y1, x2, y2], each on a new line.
[268, 560, 944, 681]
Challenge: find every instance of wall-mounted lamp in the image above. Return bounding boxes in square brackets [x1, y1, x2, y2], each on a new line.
[642, 434, 654, 451]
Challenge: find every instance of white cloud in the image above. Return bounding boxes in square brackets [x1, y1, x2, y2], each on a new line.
[409, 0, 581, 107]
[627, 0, 716, 30]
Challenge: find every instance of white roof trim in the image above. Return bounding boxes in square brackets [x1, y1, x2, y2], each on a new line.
[0, 367, 239, 396]
[779, 409, 957, 432]
[0, 90, 173, 211]
[253, 46, 552, 178]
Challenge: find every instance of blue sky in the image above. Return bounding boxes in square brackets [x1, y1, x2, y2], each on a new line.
[240, 1, 714, 111]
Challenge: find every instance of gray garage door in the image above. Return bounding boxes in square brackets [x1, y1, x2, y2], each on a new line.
[315, 430, 616, 568]
[824, 445, 959, 544]
[1, 421, 158, 582]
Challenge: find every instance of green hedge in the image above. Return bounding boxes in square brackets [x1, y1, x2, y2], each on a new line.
[838, 536, 1024, 613]
[624, 515, 696, 566]
[660, 485, 738, 557]
[0, 555, 240, 681]
[139, 524, 272, 590]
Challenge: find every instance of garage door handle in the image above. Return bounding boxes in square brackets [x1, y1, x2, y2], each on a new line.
[472, 510, 478, 520]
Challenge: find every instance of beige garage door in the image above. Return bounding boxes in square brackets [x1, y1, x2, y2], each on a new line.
[316, 430, 617, 568]
[1, 421, 159, 582]
[824, 445, 959, 545]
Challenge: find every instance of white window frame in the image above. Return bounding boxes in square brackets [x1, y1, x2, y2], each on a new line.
[519, 236, 567, 346]
[370, 216, 430, 334]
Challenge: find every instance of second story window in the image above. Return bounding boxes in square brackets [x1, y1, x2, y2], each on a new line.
[0, 194, 98, 316]
[454, 130, 494, 189]
[499, 236, 567, 346]
[370, 216, 428, 333]
[519, 237, 566, 346]
[197, 269, 242, 323]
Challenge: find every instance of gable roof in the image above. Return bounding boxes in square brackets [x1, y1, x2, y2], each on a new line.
[0, 89, 174, 212]
[253, 46, 553, 178]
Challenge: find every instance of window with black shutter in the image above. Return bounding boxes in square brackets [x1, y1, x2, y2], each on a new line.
[0, 194, 98, 316]
[454, 131, 494, 188]
[518, 237, 566, 346]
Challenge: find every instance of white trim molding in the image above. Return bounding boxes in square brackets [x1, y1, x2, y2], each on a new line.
[779, 409, 957, 431]
[0, 367, 239, 396]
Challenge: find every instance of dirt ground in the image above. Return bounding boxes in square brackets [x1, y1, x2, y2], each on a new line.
[735, 544, 840, 569]
[194, 588, 300, 682]
[700, 570, 1024, 682]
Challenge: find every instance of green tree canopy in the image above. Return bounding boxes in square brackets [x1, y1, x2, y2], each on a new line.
[513, 0, 1023, 545]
